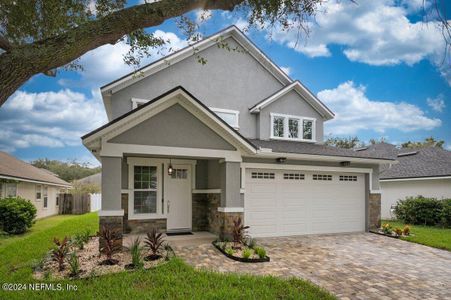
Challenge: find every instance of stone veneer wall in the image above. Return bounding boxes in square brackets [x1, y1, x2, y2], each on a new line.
[121, 193, 167, 233]
[192, 194, 209, 231]
[369, 193, 381, 230]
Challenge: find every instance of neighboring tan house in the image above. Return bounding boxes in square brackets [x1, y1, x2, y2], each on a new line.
[0, 152, 71, 219]
[75, 173, 102, 212]
[359, 143, 451, 219]
[82, 26, 395, 244]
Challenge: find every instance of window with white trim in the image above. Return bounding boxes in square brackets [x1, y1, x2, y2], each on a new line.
[36, 185, 42, 201]
[43, 186, 48, 208]
[5, 183, 17, 197]
[313, 174, 332, 181]
[339, 175, 357, 182]
[210, 108, 239, 129]
[270, 113, 316, 141]
[251, 172, 275, 179]
[133, 166, 157, 214]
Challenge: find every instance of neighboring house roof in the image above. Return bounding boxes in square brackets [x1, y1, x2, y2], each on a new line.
[358, 144, 451, 180]
[82, 86, 258, 155]
[100, 25, 294, 120]
[249, 139, 396, 161]
[0, 152, 71, 187]
[75, 173, 101, 186]
[249, 81, 335, 120]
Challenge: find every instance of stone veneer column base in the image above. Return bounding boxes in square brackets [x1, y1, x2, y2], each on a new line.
[217, 211, 244, 240]
[99, 216, 123, 250]
[369, 193, 381, 230]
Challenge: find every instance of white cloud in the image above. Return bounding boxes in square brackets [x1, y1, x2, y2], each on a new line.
[318, 81, 441, 135]
[280, 66, 292, 75]
[61, 30, 187, 88]
[266, 0, 447, 81]
[427, 94, 446, 112]
[0, 89, 107, 152]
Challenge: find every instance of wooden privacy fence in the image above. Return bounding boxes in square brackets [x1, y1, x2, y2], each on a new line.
[58, 193, 91, 215]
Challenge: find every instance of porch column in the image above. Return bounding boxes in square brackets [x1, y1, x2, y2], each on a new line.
[99, 156, 124, 248]
[218, 161, 243, 239]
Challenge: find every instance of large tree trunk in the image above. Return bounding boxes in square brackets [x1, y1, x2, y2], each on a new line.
[0, 0, 244, 106]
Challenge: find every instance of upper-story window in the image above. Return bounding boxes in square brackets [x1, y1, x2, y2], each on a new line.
[131, 98, 149, 109]
[270, 113, 316, 142]
[210, 108, 239, 129]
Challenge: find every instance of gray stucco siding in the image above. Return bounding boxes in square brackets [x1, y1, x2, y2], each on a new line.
[258, 90, 324, 142]
[110, 37, 284, 139]
[109, 104, 235, 150]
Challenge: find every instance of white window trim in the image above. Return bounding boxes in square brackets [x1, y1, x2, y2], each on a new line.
[209, 107, 240, 129]
[270, 113, 316, 142]
[43, 186, 48, 209]
[36, 184, 42, 201]
[128, 158, 164, 220]
[131, 97, 150, 109]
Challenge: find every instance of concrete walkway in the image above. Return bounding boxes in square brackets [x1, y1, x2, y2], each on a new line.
[173, 233, 451, 300]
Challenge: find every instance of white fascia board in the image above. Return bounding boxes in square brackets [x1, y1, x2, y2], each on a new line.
[249, 150, 396, 164]
[100, 26, 292, 95]
[249, 81, 334, 120]
[0, 175, 71, 188]
[380, 176, 451, 182]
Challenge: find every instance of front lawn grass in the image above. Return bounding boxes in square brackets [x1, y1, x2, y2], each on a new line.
[382, 219, 451, 251]
[0, 213, 335, 299]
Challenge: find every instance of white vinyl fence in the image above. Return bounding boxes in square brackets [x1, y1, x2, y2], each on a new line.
[90, 193, 101, 212]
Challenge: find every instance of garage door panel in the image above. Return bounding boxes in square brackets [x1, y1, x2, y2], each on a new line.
[245, 169, 365, 237]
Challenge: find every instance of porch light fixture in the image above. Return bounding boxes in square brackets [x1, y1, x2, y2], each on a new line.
[276, 157, 287, 163]
[168, 160, 174, 176]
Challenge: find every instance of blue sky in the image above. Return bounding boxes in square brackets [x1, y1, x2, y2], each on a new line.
[0, 0, 449, 167]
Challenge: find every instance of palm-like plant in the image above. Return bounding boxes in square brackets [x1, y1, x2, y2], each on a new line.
[51, 236, 69, 271]
[231, 217, 249, 248]
[99, 225, 121, 265]
[144, 228, 165, 261]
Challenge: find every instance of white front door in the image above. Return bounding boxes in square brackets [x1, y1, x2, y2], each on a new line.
[166, 164, 192, 232]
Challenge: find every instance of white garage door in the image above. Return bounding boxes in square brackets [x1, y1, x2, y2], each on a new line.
[245, 169, 366, 237]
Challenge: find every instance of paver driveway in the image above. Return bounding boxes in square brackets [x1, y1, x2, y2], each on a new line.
[173, 233, 451, 300]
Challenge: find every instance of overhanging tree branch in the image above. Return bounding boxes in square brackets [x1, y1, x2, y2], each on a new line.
[0, 35, 12, 52]
[0, 0, 245, 106]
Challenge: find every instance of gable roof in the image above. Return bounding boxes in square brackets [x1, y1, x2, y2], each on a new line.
[358, 144, 451, 179]
[248, 81, 334, 120]
[82, 86, 257, 155]
[100, 26, 293, 120]
[0, 152, 71, 187]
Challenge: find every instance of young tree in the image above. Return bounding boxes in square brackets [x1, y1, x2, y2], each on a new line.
[401, 137, 445, 149]
[0, 0, 448, 106]
[325, 136, 363, 149]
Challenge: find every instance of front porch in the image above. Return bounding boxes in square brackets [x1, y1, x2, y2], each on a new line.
[99, 155, 245, 246]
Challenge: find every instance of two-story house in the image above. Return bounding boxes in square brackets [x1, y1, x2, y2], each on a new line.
[82, 26, 395, 245]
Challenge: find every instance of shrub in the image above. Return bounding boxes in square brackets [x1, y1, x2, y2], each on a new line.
[440, 199, 451, 228]
[242, 248, 252, 259]
[232, 217, 249, 247]
[394, 196, 443, 226]
[72, 229, 90, 250]
[99, 225, 121, 265]
[0, 196, 37, 234]
[52, 237, 69, 271]
[68, 251, 80, 277]
[403, 225, 410, 236]
[254, 246, 266, 258]
[225, 248, 234, 256]
[144, 228, 165, 260]
[394, 227, 402, 236]
[382, 223, 392, 235]
[128, 237, 143, 268]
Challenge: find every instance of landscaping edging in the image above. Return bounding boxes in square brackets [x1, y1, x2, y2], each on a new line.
[369, 230, 400, 239]
[212, 242, 270, 263]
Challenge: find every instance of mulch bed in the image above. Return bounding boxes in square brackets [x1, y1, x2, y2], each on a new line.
[212, 241, 270, 263]
[33, 237, 164, 280]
